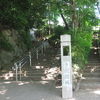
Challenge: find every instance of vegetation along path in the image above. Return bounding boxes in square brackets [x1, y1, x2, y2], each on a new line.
[0, 41, 100, 100]
[0, 44, 61, 82]
[72, 34, 100, 100]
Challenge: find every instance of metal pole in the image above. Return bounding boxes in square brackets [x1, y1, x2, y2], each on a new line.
[29, 52, 32, 67]
[41, 45, 43, 54]
[14, 63, 18, 81]
[44, 44, 46, 51]
[19, 63, 21, 80]
[36, 50, 38, 59]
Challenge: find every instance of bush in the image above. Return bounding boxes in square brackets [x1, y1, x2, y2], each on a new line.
[18, 29, 32, 49]
[49, 26, 93, 70]
[71, 30, 92, 69]
[0, 33, 14, 51]
[49, 25, 66, 40]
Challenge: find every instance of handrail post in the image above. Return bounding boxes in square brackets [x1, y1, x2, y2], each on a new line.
[45, 43, 47, 50]
[12, 41, 50, 82]
[14, 62, 18, 81]
[19, 62, 22, 80]
[36, 49, 38, 59]
[47, 42, 49, 48]
[41, 45, 43, 54]
[44, 43, 46, 51]
[29, 52, 32, 67]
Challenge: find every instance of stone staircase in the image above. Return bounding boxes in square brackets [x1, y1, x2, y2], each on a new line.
[0, 47, 60, 82]
[79, 47, 100, 90]
[0, 67, 50, 81]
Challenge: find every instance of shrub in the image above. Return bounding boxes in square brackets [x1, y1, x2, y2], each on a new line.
[0, 33, 14, 51]
[18, 29, 32, 49]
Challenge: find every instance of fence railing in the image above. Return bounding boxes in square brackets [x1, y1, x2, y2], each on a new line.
[12, 41, 49, 81]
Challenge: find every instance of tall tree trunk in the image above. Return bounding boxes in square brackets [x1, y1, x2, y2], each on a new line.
[60, 9, 69, 30]
[56, 1, 69, 30]
[71, 0, 78, 29]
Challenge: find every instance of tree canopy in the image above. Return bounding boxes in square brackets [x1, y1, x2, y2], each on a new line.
[0, 0, 48, 31]
[0, 0, 100, 69]
[0, 0, 99, 31]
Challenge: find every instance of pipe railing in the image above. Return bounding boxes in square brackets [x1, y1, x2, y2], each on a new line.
[12, 41, 49, 81]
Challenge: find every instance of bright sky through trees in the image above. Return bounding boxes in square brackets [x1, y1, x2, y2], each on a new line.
[95, 7, 100, 18]
[57, 17, 64, 26]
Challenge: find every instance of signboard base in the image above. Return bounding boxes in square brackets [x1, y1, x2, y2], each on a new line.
[62, 85, 72, 99]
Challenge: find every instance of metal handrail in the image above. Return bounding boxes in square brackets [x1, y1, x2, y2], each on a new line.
[12, 41, 49, 81]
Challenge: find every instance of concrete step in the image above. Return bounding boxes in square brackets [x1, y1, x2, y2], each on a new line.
[0, 75, 16, 81]
[22, 68, 48, 71]
[0, 72, 47, 81]
[0, 67, 48, 75]
[22, 73, 46, 77]
[80, 82, 100, 89]
[19, 73, 55, 81]
[0, 73, 48, 81]
[85, 63, 100, 66]
[22, 68, 49, 73]
[0, 76, 54, 82]
[88, 57, 99, 60]
[0, 70, 46, 81]
[0, 67, 57, 82]
[81, 77, 100, 82]
[83, 73, 100, 77]
[84, 69, 100, 73]
[23, 66, 49, 69]
[0, 70, 14, 74]
[84, 65, 100, 69]
[88, 59, 100, 63]
[81, 81, 100, 85]
[88, 57, 99, 59]
[21, 77, 55, 81]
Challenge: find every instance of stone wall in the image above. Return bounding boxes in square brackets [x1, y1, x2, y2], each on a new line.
[0, 29, 28, 69]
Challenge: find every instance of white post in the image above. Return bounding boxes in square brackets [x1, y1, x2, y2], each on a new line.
[41, 46, 43, 54]
[43, 42, 48, 52]
[44, 44, 46, 51]
[60, 35, 72, 99]
[29, 52, 32, 67]
[36, 50, 38, 59]
[14, 63, 18, 81]
[19, 63, 21, 80]
[45, 43, 47, 49]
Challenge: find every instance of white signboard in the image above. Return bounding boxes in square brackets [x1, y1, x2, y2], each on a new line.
[64, 62, 70, 85]
[60, 35, 72, 99]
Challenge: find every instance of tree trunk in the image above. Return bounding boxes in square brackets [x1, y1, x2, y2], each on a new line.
[60, 9, 69, 30]
[71, 0, 78, 29]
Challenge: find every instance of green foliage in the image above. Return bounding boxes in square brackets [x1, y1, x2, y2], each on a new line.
[63, 46, 69, 56]
[0, 33, 14, 51]
[0, 0, 47, 30]
[18, 29, 32, 49]
[71, 30, 92, 69]
[98, 33, 100, 43]
[49, 25, 66, 40]
[0, 0, 98, 69]
[50, 26, 93, 70]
